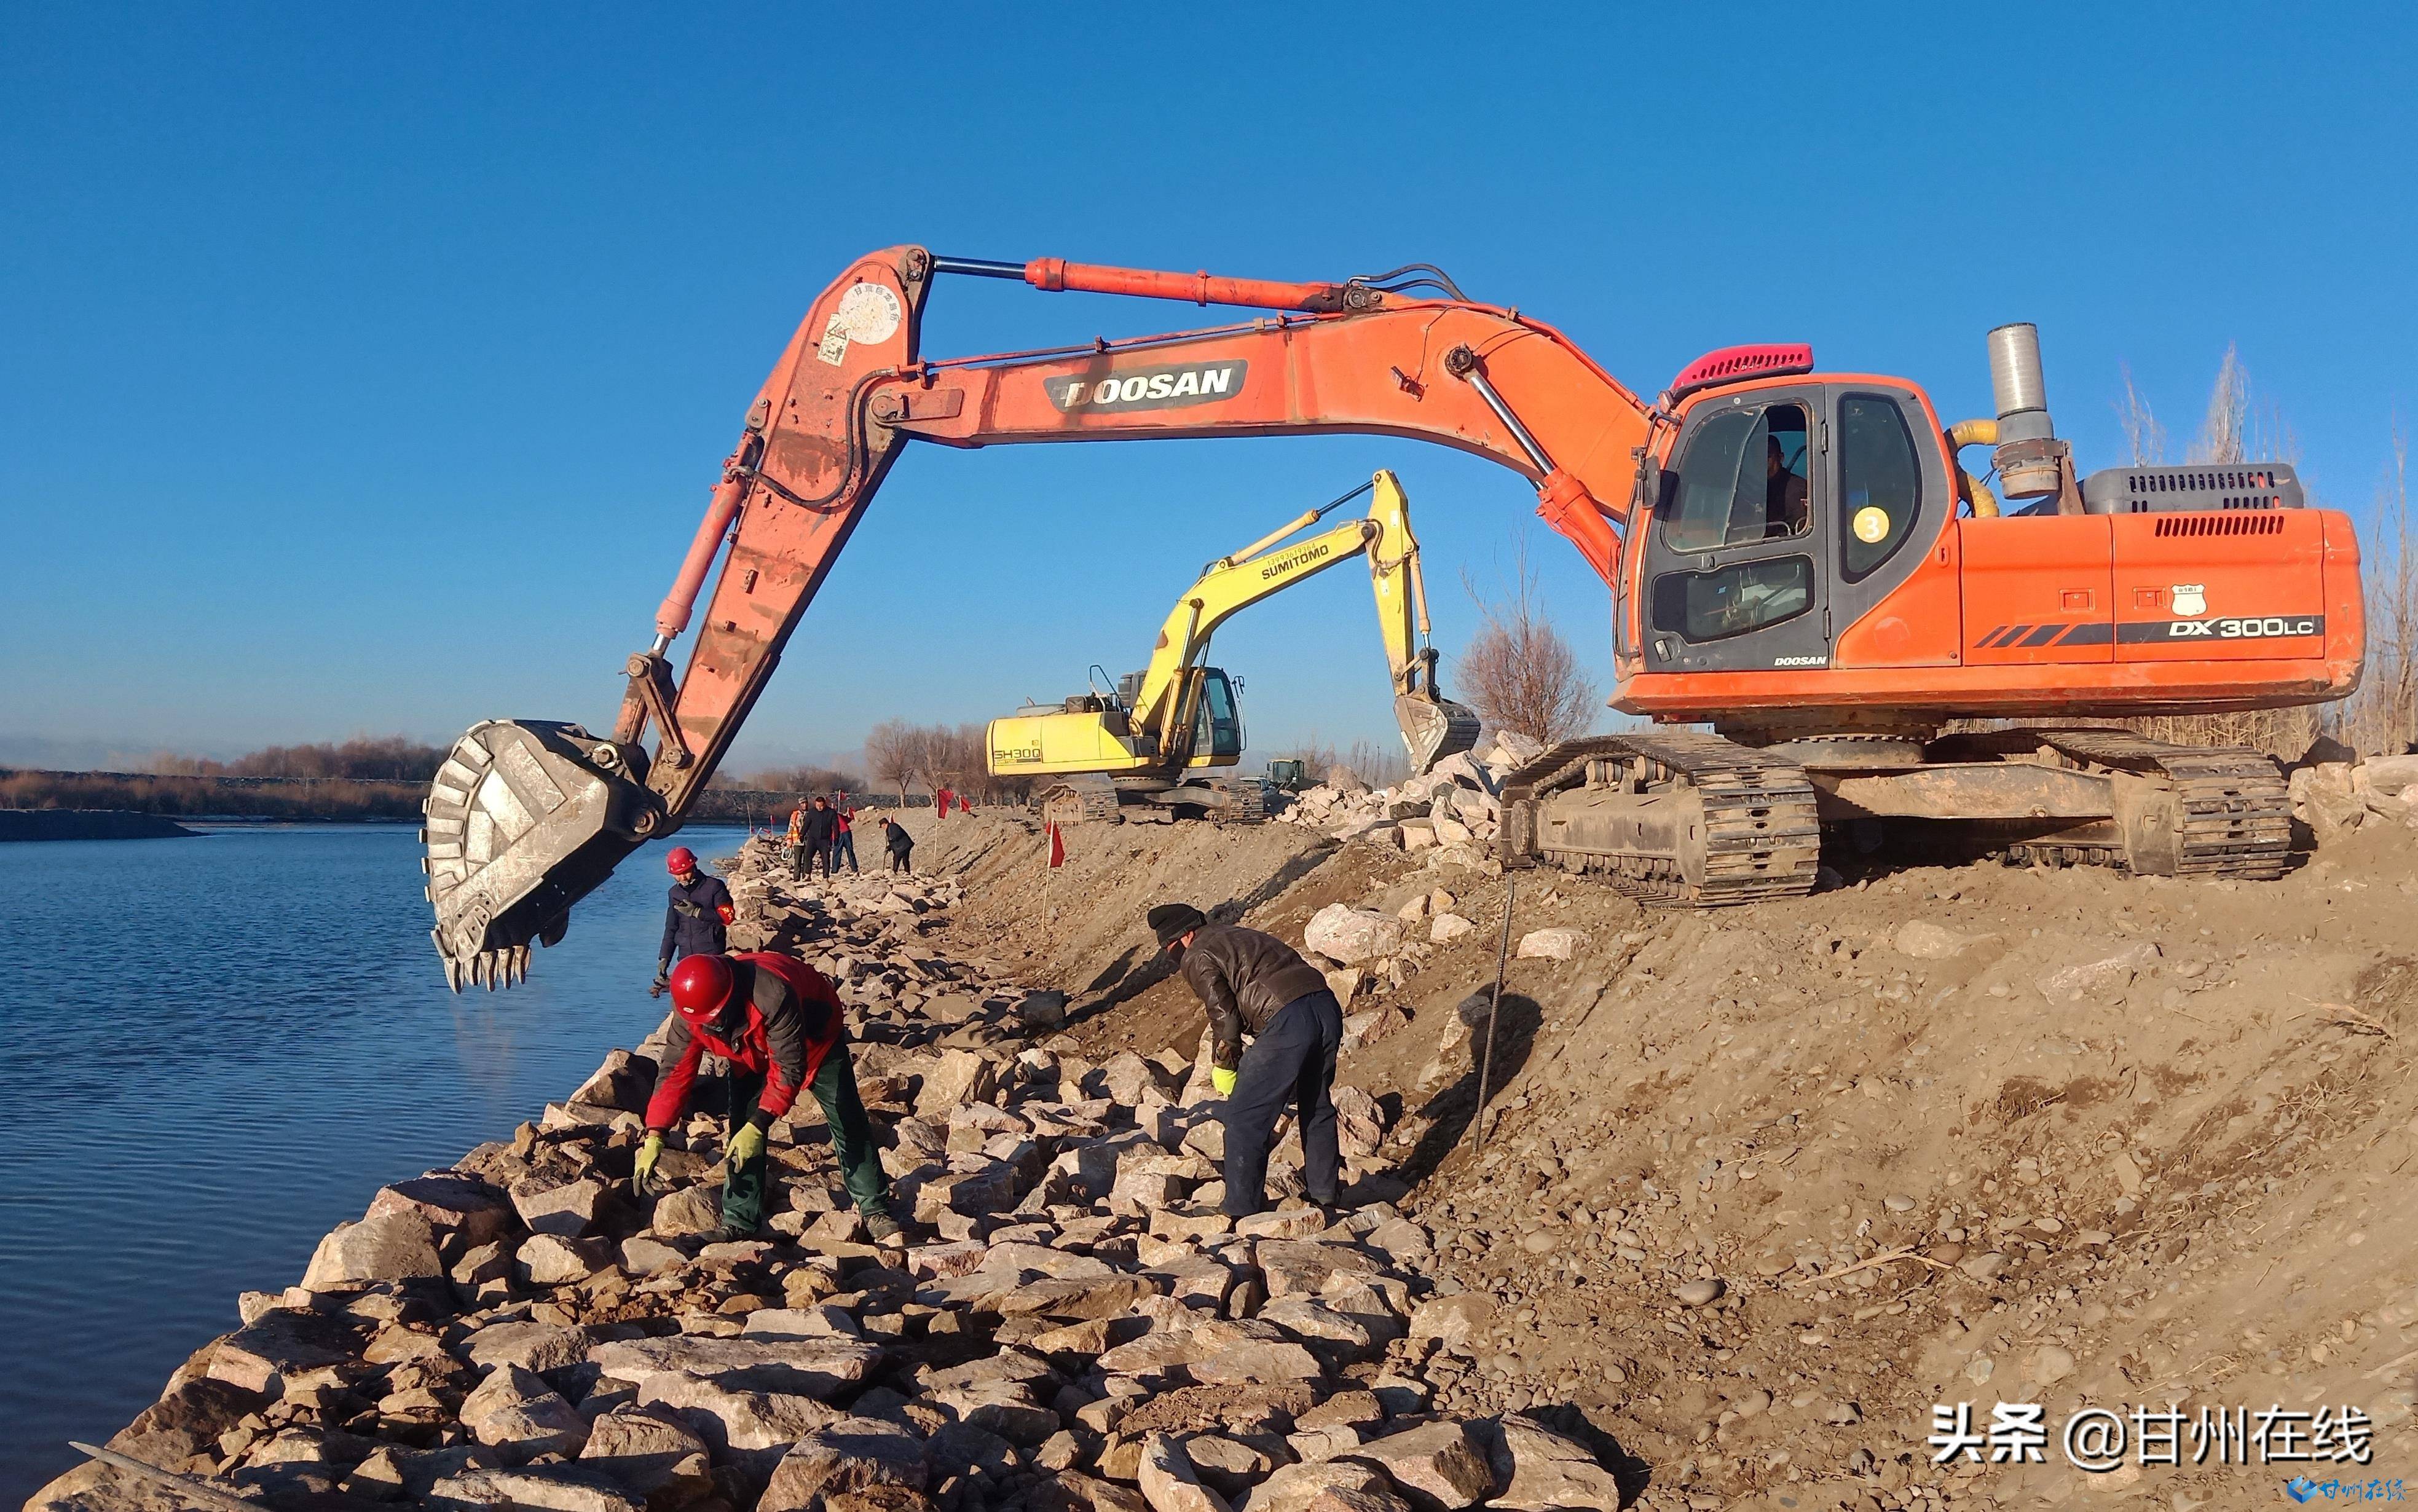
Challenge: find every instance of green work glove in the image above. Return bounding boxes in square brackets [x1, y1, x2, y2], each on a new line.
[632, 1132, 665, 1197]
[1210, 1067, 1237, 1097]
[727, 1122, 766, 1167]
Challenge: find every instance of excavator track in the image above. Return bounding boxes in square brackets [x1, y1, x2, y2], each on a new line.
[2022, 729, 2294, 880]
[1501, 730, 1822, 907]
[1035, 781, 1122, 827]
[1200, 774, 1270, 824]
[1034, 777, 1122, 827]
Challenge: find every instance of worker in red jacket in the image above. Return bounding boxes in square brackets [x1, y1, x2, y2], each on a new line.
[634, 951, 902, 1244]
[829, 792, 860, 874]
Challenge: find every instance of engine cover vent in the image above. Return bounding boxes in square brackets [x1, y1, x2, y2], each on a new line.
[2152, 513, 2286, 538]
[2081, 462, 2303, 515]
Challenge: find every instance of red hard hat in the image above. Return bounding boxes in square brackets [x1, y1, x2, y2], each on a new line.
[664, 846, 698, 875]
[669, 954, 735, 1023]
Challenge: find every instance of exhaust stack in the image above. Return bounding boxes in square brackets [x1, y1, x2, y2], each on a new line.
[1986, 322, 2069, 501]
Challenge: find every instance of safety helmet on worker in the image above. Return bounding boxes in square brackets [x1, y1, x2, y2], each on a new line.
[665, 846, 698, 875]
[669, 953, 736, 1023]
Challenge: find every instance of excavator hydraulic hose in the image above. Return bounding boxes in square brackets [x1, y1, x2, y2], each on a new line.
[1949, 417, 2002, 518]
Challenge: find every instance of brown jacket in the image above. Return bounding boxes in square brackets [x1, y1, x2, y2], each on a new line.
[1178, 923, 1330, 1070]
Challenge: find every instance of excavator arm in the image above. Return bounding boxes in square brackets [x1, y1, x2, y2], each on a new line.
[424, 245, 1652, 988]
[1125, 505, 1381, 746]
[1119, 469, 1475, 770]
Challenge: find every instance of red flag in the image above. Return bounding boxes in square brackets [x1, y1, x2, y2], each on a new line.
[1046, 822, 1066, 868]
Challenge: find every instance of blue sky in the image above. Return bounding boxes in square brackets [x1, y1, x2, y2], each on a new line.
[6, 5, 2412, 771]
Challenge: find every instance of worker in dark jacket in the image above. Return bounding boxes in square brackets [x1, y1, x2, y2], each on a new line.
[883, 817, 914, 874]
[1148, 902, 1343, 1216]
[652, 847, 734, 998]
[636, 950, 902, 1243]
[800, 797, 840, 880]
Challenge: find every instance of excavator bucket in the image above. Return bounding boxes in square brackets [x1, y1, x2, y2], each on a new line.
[420, 720, 658, 991]
[1397, 693, 1483, 774]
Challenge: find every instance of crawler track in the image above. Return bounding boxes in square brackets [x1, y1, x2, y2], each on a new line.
[1504, 730, 1822, 906]
[2028, 729, 2294, 880]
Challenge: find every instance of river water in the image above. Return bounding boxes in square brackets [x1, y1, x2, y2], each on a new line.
[0, 823, 751, 1503]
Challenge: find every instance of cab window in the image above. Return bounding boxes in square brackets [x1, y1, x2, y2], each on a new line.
[1195, 671, 1243, 757]
[1652, 557, 1814, 643]
[1837, 394, 1921, 580]
[1663, 402, 1811, 553]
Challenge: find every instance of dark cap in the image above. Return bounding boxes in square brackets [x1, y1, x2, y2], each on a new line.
[1147, 903, 1207, 949]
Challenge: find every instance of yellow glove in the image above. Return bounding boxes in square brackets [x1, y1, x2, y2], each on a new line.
[727, 1122, 766, 1167]
[632, 1132, 665, 1197]
[1210, 1067, 1237, 1097]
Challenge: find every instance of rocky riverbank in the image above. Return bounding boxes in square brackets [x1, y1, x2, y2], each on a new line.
[31, 837, 1625, 1512]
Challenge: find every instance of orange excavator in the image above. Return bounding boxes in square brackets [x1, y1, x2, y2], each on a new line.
[420, 246, 2363, 988]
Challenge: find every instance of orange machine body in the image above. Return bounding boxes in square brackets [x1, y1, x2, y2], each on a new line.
[620, 245, 2363, 812]
[1607, 372, 2362, 731]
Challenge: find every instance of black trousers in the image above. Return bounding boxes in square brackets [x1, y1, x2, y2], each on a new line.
[1219, 989, 1344, 1215]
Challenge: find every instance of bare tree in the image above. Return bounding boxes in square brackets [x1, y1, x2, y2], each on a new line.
[863, 719, 922, 804]
[1455, 538, 1598, 747]
[2114, 362, 2166, 465]
[2355, 420, 2416, 754]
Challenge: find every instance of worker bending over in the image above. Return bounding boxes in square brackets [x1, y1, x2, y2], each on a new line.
[636, 951, 902, 1244]
[1149, 902, 1343, 1216]
[652, 846, 733, 998]
[883, 817, 914, 874]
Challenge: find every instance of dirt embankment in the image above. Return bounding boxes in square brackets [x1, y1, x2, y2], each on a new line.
[895, 798, 2418, 1511]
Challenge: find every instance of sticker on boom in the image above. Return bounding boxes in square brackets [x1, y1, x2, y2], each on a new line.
[1047, 360, 1247, 414]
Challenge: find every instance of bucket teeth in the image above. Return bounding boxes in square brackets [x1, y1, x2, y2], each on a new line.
[435, 940, 538, 994]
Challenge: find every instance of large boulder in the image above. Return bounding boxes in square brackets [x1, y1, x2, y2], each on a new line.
[460, 1364, 589, 1462]
[594, 1334, 883, 1396]
[2359, 752, 2418, 799]
[1304, 905, 1404, 966]
[106, 1376, 268, 1466]
[637, 1371, 841, 1457]
[1514, 928, 1583, 963]
[458, 1319, 591, 1377]
[207, 1307, 364, 1394]
[1139, 1434, 1233, 1512]
[568, 1048, 656, 1112]
[427, 1466, 645, 1512]
[760, 1417, 932, 1511]
[579, 1403, 714, 1506]
[301, 1210, 443, 1292]
[915, 1049, 999, 1116]
[366, 1173, 517, 1256]
[513, 1176, 609, 1238]
[1343, 1423, 1496, 1511]
[1487, 1416, 1624, 1511]
[518, 1232, 612, 1287]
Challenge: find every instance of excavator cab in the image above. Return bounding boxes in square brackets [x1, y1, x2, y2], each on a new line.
[1187, 669, 1246, 768]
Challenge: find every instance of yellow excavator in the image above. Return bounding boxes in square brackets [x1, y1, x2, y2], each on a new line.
[987, 470, 1480, 825]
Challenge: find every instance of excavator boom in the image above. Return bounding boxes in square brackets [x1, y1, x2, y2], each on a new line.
[424, 243, 2361, 988]
[424, 245, 1648, 987]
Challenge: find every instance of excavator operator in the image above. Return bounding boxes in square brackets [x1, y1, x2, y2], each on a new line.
[1765, 433, 1810, 538]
